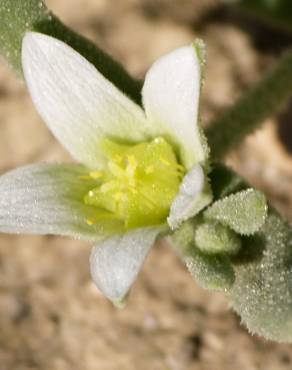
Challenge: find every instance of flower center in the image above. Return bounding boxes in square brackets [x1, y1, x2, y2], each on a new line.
[84, 137, 185, 228]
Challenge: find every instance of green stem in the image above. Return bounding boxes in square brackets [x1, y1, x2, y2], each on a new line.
[230, 0, 292, 34]
[206, 46, 292, 160]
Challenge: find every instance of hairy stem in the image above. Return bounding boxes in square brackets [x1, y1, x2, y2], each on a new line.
[206, 47, 292, 159]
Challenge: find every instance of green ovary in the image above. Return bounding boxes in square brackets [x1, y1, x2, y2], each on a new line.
[84, 137, 185, 229]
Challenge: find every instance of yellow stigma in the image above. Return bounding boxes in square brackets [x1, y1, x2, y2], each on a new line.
[83, 137, 185, 229]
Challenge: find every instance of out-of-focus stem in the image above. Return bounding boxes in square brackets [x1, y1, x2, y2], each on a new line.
[206, 47, 292, 160]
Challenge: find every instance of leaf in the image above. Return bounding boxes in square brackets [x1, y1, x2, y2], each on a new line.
[185, 248, 235, 291]
[204, 189, 268, 235]
[174, 165, 292, 341]
[171, 220, 235, 291]
[0, 0, 141, 104]
[230, 211, 292, 342]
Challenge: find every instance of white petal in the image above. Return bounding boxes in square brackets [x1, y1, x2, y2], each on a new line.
[90, 227, 163, 305]
[0, 164, 123, 241]
[168, 164, 212, 229]
[22, 32, 150, 168]
[142, 44, 205, 169]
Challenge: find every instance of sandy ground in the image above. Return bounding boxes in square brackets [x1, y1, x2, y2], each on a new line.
[1, 1, 292, 369]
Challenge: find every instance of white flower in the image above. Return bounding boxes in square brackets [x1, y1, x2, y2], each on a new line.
[0, 32, 212, 306]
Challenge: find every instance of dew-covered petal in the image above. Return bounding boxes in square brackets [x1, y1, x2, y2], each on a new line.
[142, 43, 206, 169]
[90, 226, 164, 305]
[168, 165, 212, 230]
[22, 32, 149, 169]
[0, 164, 123, 241]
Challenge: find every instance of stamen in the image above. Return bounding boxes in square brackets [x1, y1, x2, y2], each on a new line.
[138, 190, 157, 209]
[108, 162, 124, 178]
[86, 211, 118, 225]
[100, 180, 117, 193]
[132, 180, 157, 209]
[125, 155, 137, 178]
[159, 157, 171, 166]
[158, 156, 185, 178]
[89, 171, 103, 179]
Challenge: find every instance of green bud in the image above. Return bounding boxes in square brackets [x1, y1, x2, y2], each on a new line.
[171, 220, 235, 291]
[195, 220, 241, 255]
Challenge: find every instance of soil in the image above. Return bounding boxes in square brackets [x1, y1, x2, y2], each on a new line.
[1, 1, 292, 369]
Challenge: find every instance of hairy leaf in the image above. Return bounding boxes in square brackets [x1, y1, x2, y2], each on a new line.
[204, 189, 268, 235]
[171, 220, 235, 291]
[230, 211, 292, 342]
[185, 248, 235, 291]
[174, 165, 292, 341]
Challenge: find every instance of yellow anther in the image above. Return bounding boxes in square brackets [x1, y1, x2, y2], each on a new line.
[86, 218, 95, 225]
[154, 137, 163, 144]
[145, 166, 154, 174]
[89, 171, 103, 179]
[126, 155, 137, 178]
[88, 190, 94, 197]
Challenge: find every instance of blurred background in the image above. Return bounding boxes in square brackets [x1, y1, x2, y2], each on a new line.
[1, 1, 292, 369]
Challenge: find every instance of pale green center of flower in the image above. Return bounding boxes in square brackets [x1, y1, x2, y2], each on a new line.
[83, 137, 185, 229]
